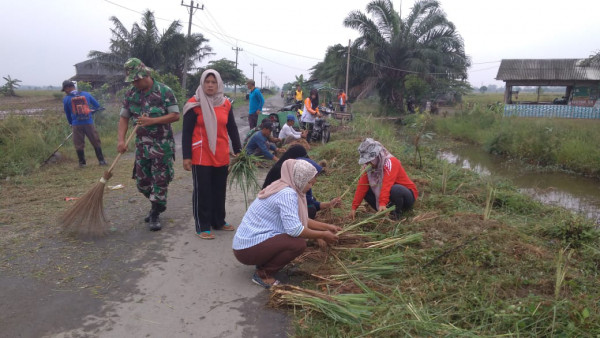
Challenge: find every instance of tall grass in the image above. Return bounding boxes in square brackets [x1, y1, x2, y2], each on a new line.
[0, 106, 122, 178]
[435, 104, 600, 177]
[288, 103, 600, 337]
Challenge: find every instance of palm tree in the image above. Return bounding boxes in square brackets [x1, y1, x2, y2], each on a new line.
[88, 10, 212, 81]
[342, 0, 470, 110]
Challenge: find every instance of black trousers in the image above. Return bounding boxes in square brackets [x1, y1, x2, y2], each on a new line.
[364, 184, 415, 216]
[192, 164, 229, 232]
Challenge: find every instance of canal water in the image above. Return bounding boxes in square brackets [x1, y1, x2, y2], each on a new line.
[438, 145, 600, 223]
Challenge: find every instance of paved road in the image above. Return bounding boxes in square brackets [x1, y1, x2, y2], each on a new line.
[50, 94, 291, 338]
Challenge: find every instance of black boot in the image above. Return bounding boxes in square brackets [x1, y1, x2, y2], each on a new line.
[147, 202, 166, 231]
[95, 147, 107, 166]
[76, 150, 86, 168]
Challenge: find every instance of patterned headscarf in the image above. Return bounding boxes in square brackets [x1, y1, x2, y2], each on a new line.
[358, 138, 393, 203]
[182, 69, 226, 155]
[258, 159, 317, 228]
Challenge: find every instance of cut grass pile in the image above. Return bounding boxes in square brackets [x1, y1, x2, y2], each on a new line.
[269, 111, 600, 336]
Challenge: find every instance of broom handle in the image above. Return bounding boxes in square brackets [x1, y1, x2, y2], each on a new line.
[106, 125, 139, 175]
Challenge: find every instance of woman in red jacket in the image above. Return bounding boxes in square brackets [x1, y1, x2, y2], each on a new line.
[182, 69, 242, 239]
[350, 138, 418, 220]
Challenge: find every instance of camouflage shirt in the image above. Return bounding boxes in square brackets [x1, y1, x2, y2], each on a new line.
[120, 79, 180, 145]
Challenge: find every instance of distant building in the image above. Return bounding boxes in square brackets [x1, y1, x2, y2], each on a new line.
[70, 59, 124, 90]
[496, 59, 600, 119]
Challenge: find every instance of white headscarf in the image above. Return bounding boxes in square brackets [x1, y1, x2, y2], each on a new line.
[182, 69, 226, 155]
[258, 159, 316, 228]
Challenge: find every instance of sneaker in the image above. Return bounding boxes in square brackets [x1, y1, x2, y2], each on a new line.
[99, 160, 107, 166]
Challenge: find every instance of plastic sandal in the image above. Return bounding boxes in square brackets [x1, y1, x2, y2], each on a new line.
[252, 272, 280, 289]
[196, 231, 215, 240]
[222, 222, 235, 231]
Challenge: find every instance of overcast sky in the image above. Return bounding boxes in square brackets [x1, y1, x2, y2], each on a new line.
[1, 0, 599, 89]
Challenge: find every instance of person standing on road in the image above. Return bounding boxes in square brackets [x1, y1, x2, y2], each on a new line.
[295, 84, 303, 105]
[182, 69, 242, 240]
[337, 89, 347, 112]
[233, 159, 340, 289]
[300, 89, 321, 142]
[61, 80, 106, 168]
[246, 80, 264, 129]
[350, 138, 418, 221]
[117, 58, 180, 231]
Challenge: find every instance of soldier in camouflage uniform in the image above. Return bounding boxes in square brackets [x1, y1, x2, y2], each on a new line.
[117, 58, 180, 231]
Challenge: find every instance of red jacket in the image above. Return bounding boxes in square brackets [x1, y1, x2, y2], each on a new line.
[186, 97, 240, 166]
[351, 156, 418, 210]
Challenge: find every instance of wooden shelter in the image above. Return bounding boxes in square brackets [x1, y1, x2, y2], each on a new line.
[496, 59, 600, 118]
[70, 59, 123, 89]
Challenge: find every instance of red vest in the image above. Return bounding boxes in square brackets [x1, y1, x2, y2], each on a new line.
[189, 97, 233, 167]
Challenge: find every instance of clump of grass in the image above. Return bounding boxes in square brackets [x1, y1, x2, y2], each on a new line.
[228, 149, 260, 209]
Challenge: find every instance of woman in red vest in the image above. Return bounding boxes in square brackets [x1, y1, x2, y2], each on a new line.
[182, 70, 242, 239]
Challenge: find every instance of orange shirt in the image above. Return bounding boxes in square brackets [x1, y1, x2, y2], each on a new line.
[189, 98, 233, 167]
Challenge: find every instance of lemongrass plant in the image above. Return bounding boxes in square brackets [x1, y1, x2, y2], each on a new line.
[228, 149, 261, 209]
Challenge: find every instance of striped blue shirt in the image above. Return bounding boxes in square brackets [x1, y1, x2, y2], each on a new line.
[232, 187, 304, 250]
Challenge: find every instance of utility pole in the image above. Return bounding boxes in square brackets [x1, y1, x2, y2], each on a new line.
[345, 39, 351, 99]
[181, 0, 204, 91]
[260, 69, 264, 89]
[250, 61, 257, 81]
[232, 44, 243, 97]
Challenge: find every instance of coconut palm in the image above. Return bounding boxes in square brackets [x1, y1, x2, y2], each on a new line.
[88, 10, 212, 81]
[342, 0, 470, 110]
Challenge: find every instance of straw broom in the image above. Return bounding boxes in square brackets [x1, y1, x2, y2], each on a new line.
[59, 125, 138, 237]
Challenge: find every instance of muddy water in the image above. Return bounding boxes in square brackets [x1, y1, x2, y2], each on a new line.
[438, 145, 600, 223]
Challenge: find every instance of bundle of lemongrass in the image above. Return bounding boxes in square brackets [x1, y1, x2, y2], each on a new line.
[329, 252, 406, 279]
[338, 206, 395, 235]
[269, 285, 374, 325]
[228, 149, 261, 209]
[364, 232, 423, 249]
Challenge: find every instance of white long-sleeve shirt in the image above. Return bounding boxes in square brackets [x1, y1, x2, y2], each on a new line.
[278, 123, 302, 140]
[233, 187, 304, 250]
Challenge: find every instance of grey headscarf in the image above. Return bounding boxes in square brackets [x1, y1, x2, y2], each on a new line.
[182, 69, 226, 155]
[358, 138, 393, 204]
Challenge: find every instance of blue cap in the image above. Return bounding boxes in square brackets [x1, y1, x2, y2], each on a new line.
[287, 114, 295, 121]
[298, 157, 322, 174]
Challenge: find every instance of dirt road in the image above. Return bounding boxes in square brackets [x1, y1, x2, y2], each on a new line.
[1, 95, 291, 337]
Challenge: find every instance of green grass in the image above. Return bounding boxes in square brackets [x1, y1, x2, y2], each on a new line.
[0, 92, 183, 178]
[434, 103, 600, 177]
[277, 103, 600, 337]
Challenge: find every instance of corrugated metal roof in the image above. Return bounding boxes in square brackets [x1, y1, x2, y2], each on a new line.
[496, 59, 600, 81]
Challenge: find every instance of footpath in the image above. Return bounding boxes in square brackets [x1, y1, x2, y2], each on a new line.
[4, 95, 290, 338]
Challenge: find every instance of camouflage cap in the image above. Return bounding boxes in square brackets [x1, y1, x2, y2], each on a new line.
[124, 58, 152, 82]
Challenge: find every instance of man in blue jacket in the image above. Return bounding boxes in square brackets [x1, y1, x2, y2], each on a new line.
[246, 79, 264, 129]
[62, 80, 106, 167]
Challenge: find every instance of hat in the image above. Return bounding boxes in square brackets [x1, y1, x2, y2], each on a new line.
[61, 80, 75, 92]
[298, 157, 322, 174]
[357, 138, 383, 165]
[287, 114, 295, 121]
[261, 121, 273, 130]
[124, 58, 152, 82]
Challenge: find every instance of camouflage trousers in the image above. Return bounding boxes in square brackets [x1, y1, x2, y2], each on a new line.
[134, 139, 175, 207]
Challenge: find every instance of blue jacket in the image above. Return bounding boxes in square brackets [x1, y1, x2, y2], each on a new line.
[63, 90, 100, 126]
[245, 132, 274, 159]
[248, 88, 264, 115]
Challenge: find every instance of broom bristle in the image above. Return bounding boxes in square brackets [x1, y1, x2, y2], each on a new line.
[59, 182, 108, 237]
